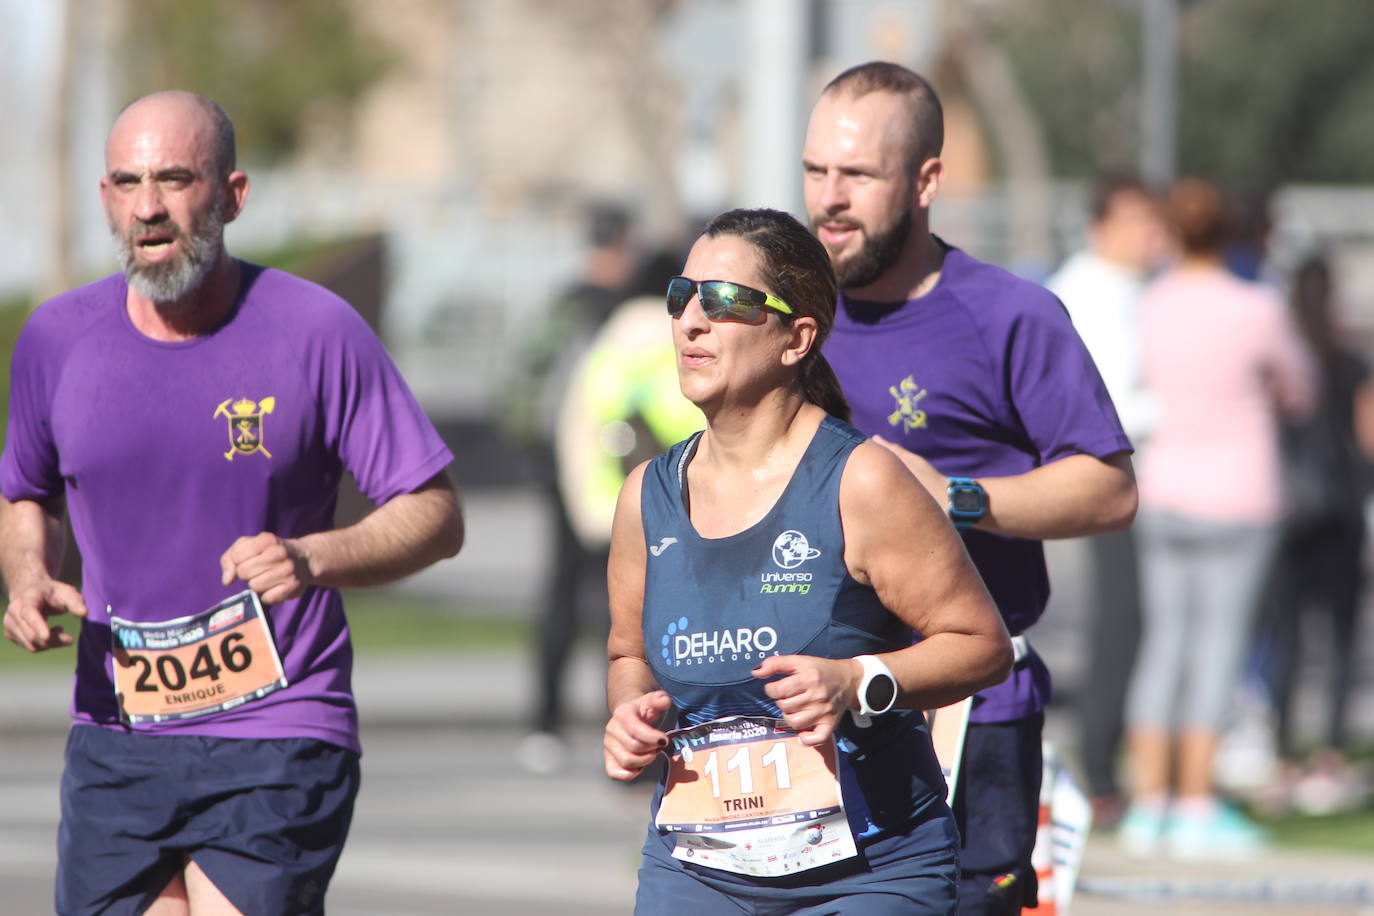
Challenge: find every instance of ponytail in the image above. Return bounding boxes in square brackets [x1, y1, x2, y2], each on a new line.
[801, 352, 850, 422]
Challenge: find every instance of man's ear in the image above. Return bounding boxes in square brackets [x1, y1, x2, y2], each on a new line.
[221, 171, 250, 224]
[915, 157, 943, 210]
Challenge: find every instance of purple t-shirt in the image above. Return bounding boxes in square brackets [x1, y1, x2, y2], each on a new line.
[1, 264, 454, 752]
[824, 245, 1130, 722]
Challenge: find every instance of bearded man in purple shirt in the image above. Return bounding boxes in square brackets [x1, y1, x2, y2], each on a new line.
[803, 62, 1137, 914]
[0, 91, 463, 915]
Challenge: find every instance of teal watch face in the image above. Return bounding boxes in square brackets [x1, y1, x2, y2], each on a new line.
[951, 487, 984, 514]
[949, 480, 985, 530]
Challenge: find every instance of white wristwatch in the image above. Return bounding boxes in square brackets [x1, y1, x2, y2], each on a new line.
[855, 654, 898, 717]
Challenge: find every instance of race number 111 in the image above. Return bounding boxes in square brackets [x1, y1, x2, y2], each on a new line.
[702, 741, 791, 798]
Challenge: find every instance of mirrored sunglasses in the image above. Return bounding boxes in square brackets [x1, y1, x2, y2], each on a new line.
[665, 276, 794, 325]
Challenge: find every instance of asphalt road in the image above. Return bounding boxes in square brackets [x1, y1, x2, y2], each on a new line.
[5, 710, 1372, 916]
[1, 488, 1371, 914]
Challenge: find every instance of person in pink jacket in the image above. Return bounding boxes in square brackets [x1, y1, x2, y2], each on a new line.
[1121, 178, 1314, 859]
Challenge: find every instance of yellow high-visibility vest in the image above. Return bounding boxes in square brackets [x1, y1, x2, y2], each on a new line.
[555, 296, 703, 548]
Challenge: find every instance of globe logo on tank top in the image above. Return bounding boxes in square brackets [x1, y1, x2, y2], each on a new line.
[771, 530, 820, 569]
[760, 530, 820, 596]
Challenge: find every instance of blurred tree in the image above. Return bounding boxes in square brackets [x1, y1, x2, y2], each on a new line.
[1179, 0, 1374, 185]
[945, 2, 1055, 268]
[992, 0, 1374, 185]
[988, 0, 1143, 179]
[117, 0, 394, 165]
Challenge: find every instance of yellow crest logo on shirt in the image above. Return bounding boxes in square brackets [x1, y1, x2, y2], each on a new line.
[213, 396, 276, 461]
[887, 375, 928, 431]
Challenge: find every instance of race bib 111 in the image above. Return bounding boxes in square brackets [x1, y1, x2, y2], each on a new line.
[656, 716, 858, 877]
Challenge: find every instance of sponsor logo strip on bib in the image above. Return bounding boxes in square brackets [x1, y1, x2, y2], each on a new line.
[656, 715, 858, 877]
[110, 590, 288, 726]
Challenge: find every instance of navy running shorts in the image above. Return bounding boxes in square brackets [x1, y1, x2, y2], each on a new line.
[633, 814, 959, 915]
[953, 713, 1045, 915]
[56, 724, 360, 916]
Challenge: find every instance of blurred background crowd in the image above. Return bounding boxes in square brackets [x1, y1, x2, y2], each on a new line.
[4, 0, 1373, 872]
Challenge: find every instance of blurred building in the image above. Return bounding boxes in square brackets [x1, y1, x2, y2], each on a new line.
[6, 0, 1374, 422]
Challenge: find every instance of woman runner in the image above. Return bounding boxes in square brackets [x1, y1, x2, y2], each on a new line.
[603, 208, 1012, 914]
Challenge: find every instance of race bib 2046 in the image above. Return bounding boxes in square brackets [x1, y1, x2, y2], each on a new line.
[110, 590, 288, 726]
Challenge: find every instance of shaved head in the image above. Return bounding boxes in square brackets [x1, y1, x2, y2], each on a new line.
[109, 91, 236, 177]
[821, 62, 943, 175]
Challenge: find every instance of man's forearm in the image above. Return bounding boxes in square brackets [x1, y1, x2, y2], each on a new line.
[294, 472, 463, 590]
[0, 496, 66, 594]
[979, 452, 1137, 539]
[873, 437, 1137, 541]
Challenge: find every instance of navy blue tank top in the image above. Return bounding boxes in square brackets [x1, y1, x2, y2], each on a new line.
[640, 415, 948, 840]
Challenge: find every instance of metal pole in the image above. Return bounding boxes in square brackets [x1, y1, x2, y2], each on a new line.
[43, 0, 75, 302]
[742, 0, 809, 216]
[1140, 0, 1178, 187]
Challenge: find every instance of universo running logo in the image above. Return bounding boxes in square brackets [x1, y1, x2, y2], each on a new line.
[760, 529, 820, 595]
[658, 616, 780, 667]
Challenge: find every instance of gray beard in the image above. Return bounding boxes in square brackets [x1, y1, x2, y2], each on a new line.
[826, 208, 913, 292]
[112, 209, 224, 304]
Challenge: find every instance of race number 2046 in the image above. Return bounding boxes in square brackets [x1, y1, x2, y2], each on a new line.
[111, 590, 288, 725]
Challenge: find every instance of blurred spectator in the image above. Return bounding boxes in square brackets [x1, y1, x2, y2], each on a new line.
[1121, 178, 1315, 860]
[1046, 173, 1166, 829]
[516, 237, 707, 775]
[1222, 186, 1277, 284]
[1252, 253, 1374, 815]
[502, 203, 636, 451]
[549, 246, 701, 560]
[503, 203, 636, 771]
[1213, 185, 1283, 793]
